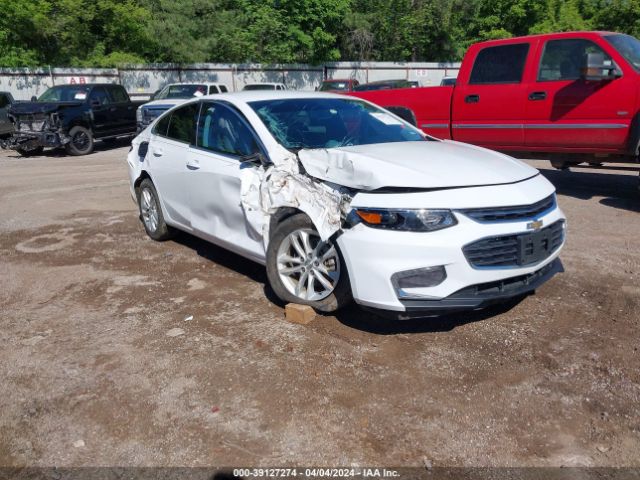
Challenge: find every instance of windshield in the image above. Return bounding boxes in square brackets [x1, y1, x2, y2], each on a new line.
[156, 84, 207, 99]
[243, 84, 277, 91]
[38, 86, 91, 102]
[604, 34, 640, 71]
[249, 98, 425, 150]
[319, 81, 350, 91]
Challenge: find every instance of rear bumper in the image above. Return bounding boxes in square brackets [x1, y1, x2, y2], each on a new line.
[374, 258, 562, 319]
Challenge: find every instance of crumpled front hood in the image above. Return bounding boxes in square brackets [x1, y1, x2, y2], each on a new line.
[297, 140, 538, 190]
[9, 101, 82, 115]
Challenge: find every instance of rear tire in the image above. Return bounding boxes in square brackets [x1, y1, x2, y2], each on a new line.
[266, 213, 352, 313]
[65, 126, 94, 156]
[137, 179, 173, 241]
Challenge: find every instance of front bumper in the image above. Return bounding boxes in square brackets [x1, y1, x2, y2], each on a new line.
[337, 178, 566, 315]
[386, 258, 562, 319]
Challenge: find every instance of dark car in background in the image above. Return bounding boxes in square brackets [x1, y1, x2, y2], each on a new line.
[318, 79, 360, 92]
[1, 84, 143, 156]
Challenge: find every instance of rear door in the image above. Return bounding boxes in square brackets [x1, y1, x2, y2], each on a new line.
[88, 87, 113, 136]
[525, 37, 636, 151]
[452, 42, 532, 148]
[186, 101, 266, 261]
[106, 85, 136, 134]
[147, 103, 200, 230]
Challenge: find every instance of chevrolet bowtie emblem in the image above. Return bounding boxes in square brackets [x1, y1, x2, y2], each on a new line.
[527, 220, 543, 231]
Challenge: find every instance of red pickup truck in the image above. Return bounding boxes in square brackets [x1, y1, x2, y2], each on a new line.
[351, 31, 640, 169]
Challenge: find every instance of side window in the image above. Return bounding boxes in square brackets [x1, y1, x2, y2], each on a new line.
[166, 103, 200, 144]
[469, 43, 530, 84]
[538, 39, 614, 81]
[208, 86, 219, 95]
[107, 86, 129, 103]
[153, 113, 172, 137]
[219, 85, 228, 93]
[89, 87, 110, 106]
[197, 102, 259, 157]
[0, 94, 9, 108]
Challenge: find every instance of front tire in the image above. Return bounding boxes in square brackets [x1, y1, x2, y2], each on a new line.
[65, 126, 94, 156]
[266, 213, 351, 313]
[137, 179, 173, 241]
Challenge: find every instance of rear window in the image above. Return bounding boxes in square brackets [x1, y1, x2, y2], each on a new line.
[469, 43, 530, 84]
[166, 103, 200, 144]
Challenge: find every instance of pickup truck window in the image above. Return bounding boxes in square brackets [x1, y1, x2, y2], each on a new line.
[469, 43, 529, 84]
[538, 39, 612, 81]
[166, 103, 200, 144]
[107, 85, 129, 103]
[604, 34, 640, 72]
[0, 94, 10, 108]
[89, 87, 110, 106]
[39, 85, 91, 102]
[220, 85, 228, 93]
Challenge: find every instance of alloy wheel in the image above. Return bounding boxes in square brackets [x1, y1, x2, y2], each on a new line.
[276, 228, 341, 301]
[140, 188, 159, 233]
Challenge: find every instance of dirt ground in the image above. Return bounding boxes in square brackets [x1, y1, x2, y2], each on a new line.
[0, 141, 639, 468]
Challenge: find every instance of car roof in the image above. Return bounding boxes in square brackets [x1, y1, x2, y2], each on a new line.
[473, 31, 619, 48]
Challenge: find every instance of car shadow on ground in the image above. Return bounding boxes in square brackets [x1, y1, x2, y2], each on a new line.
[539, 168, 640, 213]
[173, 231, 526, 334]
[1, 135, 133, 159]
[331, 295, 527, 335]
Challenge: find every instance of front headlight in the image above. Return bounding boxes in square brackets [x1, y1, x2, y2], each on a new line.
[348, 208, 457, 232]
[136, 108, 143, 122]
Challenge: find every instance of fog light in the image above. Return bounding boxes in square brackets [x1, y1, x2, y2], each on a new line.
[392, 266, 446, 297]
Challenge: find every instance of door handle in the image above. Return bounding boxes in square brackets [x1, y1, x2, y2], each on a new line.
[186, 160, 200, 170]
[528, 91, 547, 101]
[152, 148, 163, 157]
[465, 94, 480, 103]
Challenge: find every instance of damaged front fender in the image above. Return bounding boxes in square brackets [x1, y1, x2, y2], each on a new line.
[240, 153, 352, 248]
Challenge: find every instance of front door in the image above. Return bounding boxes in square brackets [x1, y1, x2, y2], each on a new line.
[452, 42, 531, 149]
[525, 37, 636, 150]
[186, 101, 266, 261]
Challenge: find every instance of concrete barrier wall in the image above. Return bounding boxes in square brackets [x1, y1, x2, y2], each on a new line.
[0, 62, 460, 100]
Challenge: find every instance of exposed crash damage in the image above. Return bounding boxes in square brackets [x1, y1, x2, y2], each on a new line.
[127, 91, 566, 317]
[239, 151, 352, 246]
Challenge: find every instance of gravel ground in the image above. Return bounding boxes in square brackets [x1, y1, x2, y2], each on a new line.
[0, 142, 639, 468]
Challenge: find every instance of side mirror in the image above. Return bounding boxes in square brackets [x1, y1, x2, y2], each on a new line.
[582, 52, 618, 81]
[241, 151, 269, 167]
[31, 95, 38, 102]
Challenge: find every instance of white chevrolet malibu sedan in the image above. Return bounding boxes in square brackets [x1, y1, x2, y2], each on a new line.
[127, 91, 565, 318]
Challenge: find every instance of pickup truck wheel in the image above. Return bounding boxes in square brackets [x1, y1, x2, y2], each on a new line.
[65, 126, 94, 156]
[137, 179, 173, 241]
[16, 146, 44, 157]
[266, 213, 352, 313]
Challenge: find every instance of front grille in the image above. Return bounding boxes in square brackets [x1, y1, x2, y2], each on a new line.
[463, 220, 564, 268]
[17, 114, 48, 132]
[461, 195, 556, 222]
